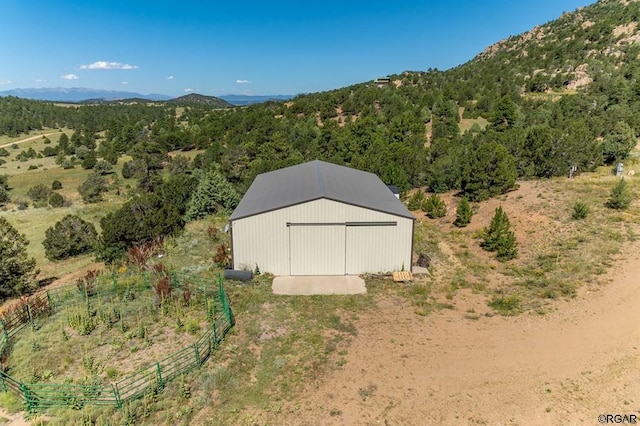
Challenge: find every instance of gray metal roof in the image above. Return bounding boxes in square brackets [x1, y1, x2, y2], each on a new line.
[229, 160, 414, 221]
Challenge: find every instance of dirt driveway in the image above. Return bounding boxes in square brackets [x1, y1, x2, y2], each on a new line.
[283, 239, 640, 425]
[0, 132, 59, 149]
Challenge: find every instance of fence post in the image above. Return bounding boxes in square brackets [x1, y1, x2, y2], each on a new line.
[112, 383, 122, 408]
[218, 275, 227, 318]
[193, 344, 201, 367]
[21, 383, 35, 413]
[155, 363, 164, 391]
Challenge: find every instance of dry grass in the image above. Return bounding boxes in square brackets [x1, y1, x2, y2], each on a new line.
[0, 130, 137, 273]
[411, 161, 639, 315]
[459, 116, 489, 133]
[0, 128, 65, 148]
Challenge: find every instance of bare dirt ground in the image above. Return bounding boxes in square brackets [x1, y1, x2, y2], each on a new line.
[276, 176, 640, 426]
[284, 239, 640, 425]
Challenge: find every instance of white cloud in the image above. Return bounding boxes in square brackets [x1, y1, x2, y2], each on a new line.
[184, 88, 194, 93]
[79, 61, 138, 70]
[61, 74, 79, 80]
[121, 81, 128, 85]
[0, 79, 12, 85]
[166, 75, 174, 80]
[35, 79, 46, 83]
[235, 79, 251, 84]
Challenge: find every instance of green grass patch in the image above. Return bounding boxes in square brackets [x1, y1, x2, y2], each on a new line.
[0, 391, 23, 414]
[488, 294, 522, 316]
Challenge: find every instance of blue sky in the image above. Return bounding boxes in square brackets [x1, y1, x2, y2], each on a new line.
[0, 0, 594, 97]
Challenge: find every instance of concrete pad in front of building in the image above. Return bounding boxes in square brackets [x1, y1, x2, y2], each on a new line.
[272, 275, 366, 295]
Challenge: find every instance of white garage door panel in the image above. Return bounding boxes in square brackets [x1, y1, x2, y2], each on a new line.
[346, 226, 396, 274]
[289, 225, 345, 275]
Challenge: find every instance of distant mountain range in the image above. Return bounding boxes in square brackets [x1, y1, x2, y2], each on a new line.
[0, 87, 293, 105]
[167, 93, 232, 108]
[0, 87, 171, 102]
[218, 94, 293, 106]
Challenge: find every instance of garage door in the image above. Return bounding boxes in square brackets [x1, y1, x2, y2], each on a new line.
[345, 224, 397, 274]
[289, 224, 346, 275]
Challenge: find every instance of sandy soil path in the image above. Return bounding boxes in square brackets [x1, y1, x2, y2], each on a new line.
[287, 239, 640, 425]
[0, 132, 59, 149]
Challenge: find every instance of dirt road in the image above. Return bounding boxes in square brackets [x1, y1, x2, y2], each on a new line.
[0, 132, 59, 149]
[285, 239, 640, 425]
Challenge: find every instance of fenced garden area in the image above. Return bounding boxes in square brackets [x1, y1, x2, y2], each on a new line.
[0, 268, 234, 414]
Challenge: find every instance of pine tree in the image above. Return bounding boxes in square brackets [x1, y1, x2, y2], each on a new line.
[184, 169, 241, 221]
[606, 178, 633, 210]
[0, 217, 37, 300]
[78, 173, 107, 203]
[407, 190, 425, 211]
[43, 215, 97, 260]
[481, 206, 518, 261]
[454, 197, 473, 227]
[423, 194, 447, 219]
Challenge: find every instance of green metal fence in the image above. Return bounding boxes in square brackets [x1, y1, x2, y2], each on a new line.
[0, 271, 234, 413]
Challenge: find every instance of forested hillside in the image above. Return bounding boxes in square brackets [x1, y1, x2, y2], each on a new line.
[1, 0, 639, 260]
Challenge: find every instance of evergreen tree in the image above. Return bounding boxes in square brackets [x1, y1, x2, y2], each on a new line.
[81, 150, 97, 169]
[96, 193, 184, 262]
[43, 215, 97, 260]
[93, 160, 113, 175]
[423, 194, 447, 219]
[27, 184, 52, 206]
[48, 192, 65, 208]
[461, 140, 517, 201]
[454, 197, 473, 227]
[601, 121, 636, 164]
[606, 178, 633, 210]
[407, 190, 426, 211]
[0, 217, 37, 300]
[78, 173, 108, 203]
[184, 169, 240, 221]
[57, 133, 71, 155]
[489, 95, 521, 131]
[121, 160, 138, 179]
[481, 206, 518, 261]
[431, 99, 459, 140]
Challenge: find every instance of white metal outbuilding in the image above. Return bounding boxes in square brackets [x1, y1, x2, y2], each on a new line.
[228, 160, 414, 276]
